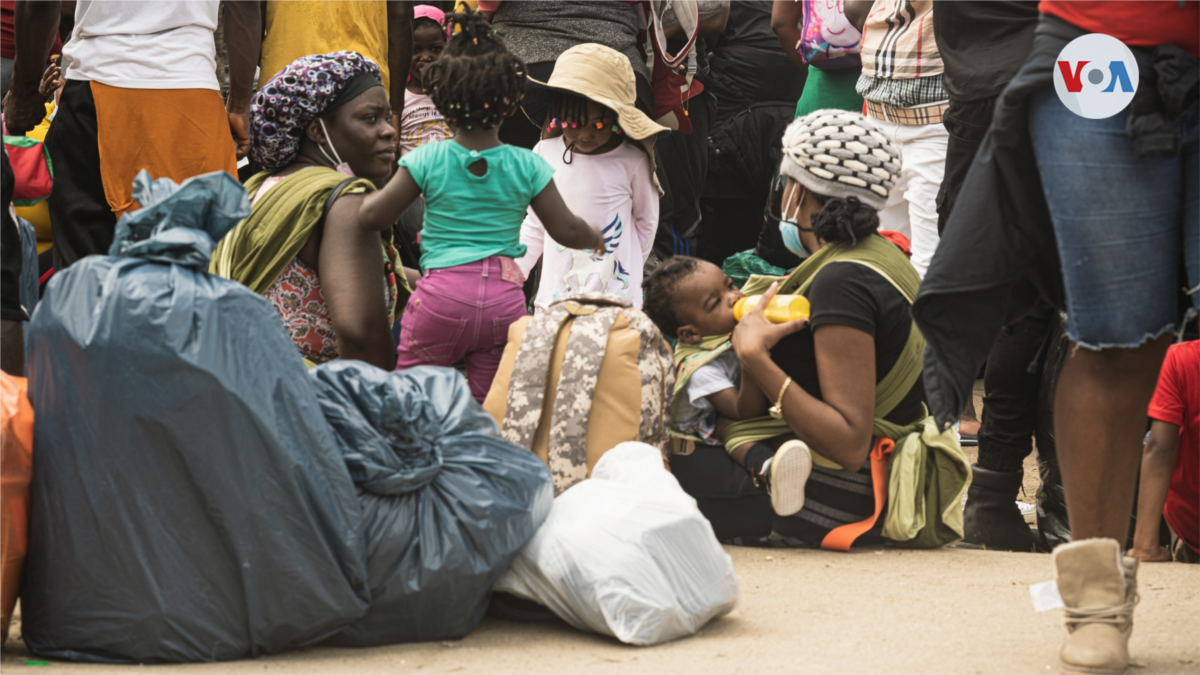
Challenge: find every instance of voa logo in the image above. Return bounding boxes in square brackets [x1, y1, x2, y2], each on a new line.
[1054, 33, 1139, 119]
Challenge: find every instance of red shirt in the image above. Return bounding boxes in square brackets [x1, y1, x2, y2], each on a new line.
[1040, 1, 1200, 58]
[1148, 340, 1200, 553]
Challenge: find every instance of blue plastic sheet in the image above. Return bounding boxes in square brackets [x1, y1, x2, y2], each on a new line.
[23, 171, 371, 663]
[310, 363, 553, 646]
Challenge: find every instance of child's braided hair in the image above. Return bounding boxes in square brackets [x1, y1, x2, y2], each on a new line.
[546, 91, 616, 130]
[423, 11, 526, 131]
[642, 255, 700, 338]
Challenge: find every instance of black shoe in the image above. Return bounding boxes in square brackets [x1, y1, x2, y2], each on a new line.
[963, 464, 1037, 552]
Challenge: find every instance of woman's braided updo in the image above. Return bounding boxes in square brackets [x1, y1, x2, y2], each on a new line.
[808, 193, 880, 246]
[423, 11, 526, 131]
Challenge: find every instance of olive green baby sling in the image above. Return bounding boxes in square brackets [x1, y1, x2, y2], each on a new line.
[700, 234, 970, 549]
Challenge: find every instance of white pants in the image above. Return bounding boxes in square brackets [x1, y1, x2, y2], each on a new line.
[868, 117, 948, 278]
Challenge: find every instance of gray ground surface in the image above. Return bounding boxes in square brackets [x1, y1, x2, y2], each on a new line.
[4, 546, 1198, 675]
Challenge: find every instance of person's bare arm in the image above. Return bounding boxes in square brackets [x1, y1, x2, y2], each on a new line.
[843, 0, 874, 33]
[319, 194, 398, 370]
[530, 182, 605, 251]
[733, 283, 875, 469]
[1129, 420, 1180, 562]
[3, 1, 60, 135]
[224, 0, 264, 160]
[737, 366, 771, 419]
[386, 0, 413, 148]
[357, 165, 422, 231]
[771, 0, 807, 71]
[706, 387, 741, 421]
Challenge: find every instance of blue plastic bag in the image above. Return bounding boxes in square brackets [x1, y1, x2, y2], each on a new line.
[309, 362, 553, 646]
[15, 216, 37, 316]
[23, 171, 371, 663]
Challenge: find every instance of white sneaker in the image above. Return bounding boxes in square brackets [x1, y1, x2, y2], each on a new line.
[764, 440, 813, 516]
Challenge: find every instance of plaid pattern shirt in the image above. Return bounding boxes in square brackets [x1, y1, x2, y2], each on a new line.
[859, 0, 943, 80]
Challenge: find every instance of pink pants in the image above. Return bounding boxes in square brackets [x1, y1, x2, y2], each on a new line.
[395, 257, 527, 402]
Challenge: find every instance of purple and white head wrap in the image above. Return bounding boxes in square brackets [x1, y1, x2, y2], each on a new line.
[249, 51, 383, 170]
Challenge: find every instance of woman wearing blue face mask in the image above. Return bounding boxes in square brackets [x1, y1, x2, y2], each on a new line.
[672, 109, 948, 549]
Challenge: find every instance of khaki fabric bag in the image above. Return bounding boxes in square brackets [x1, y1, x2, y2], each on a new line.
[484, 293, 674, 495]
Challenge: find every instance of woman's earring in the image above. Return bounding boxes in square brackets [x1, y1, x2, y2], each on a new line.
[612, 125, 621, 134]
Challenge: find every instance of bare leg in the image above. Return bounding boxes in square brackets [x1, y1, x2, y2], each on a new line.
[1054, 334, 1172, 542]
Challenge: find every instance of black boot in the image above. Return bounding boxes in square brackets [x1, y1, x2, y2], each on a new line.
[964, 465, 1036, 552]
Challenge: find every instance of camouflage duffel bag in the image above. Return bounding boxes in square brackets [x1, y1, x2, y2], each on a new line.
[483, 293, 674, 496]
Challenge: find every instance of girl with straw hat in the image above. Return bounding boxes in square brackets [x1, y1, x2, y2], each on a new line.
[515, 43, 669, 313]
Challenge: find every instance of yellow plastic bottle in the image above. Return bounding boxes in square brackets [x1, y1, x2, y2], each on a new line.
[733, 294, 810, 324]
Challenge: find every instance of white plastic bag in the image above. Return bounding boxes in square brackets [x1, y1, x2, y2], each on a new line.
[495, 442, 739, 646]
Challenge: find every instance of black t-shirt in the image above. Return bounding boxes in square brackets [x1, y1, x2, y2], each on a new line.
[1, 147, 25, 323]
[769, 260, 927, 426]
[934, 1, 1040, 103]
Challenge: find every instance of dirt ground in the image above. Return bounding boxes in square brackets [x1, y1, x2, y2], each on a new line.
[3, 546, 1197, 675]
[7, 383, 1194, 674]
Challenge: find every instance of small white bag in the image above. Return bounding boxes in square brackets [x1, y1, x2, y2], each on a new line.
[495, 442, 739, 646]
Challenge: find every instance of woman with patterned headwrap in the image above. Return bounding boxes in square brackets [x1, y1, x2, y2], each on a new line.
[212, 51, 408, 370]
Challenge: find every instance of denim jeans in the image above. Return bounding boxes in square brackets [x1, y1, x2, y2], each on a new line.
[1029, 90, 1199, 349]
[395, 257, 527, 402]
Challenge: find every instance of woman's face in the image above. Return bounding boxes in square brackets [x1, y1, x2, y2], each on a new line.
[310, 87, 397, 182]
[780, 177, 824, 255]
[561, 100, 620, 155]
[409, 22, 445, 86]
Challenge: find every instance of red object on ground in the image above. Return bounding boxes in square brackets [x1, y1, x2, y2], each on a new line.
[0, 372, 34, 642]
[1147, 340, 1200, 553]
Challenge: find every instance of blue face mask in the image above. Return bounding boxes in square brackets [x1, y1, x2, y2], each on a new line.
[779, 219, 808, 258]
[778, 182, 809, 259]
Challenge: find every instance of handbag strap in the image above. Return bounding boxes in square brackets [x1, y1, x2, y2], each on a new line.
[313, 177, 358, 248]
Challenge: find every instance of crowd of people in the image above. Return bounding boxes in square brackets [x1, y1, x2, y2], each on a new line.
[0, 1, 1197, 673]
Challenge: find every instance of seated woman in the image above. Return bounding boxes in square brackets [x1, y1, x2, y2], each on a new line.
[670, 109, 937, 547]
[213, 52, 410, 370]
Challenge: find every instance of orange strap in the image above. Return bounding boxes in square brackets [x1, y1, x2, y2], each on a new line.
[820, 436, 894, 552]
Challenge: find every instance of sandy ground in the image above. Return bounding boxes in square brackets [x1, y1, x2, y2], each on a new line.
[7, 383, 1194, 674]
[3, 546, 1198, 675]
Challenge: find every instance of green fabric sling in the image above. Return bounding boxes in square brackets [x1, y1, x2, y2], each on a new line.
[210, 167, 376, 294]
[668, 334, 735, 444]
[719, 234, 971, 548]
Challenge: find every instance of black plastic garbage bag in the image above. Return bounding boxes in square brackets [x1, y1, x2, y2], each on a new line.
[22, 171, 370, 663]
[310, 362, 553, 647]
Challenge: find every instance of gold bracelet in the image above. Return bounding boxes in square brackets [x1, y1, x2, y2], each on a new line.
[769, 376, 792, 420]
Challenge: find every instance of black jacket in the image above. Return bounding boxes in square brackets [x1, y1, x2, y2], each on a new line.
[913, 14, 1199, 430]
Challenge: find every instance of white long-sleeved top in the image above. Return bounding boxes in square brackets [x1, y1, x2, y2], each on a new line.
[516, 135, 658, 313]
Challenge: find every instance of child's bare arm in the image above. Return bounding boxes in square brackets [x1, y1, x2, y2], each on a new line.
[705, 387, 741, 421]
[737, 367, 771, 419]
[530, 181, 605, 251]
[357, 166, 423, 232]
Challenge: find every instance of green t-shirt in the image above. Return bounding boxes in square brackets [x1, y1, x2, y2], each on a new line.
[400, 140, 555, 270]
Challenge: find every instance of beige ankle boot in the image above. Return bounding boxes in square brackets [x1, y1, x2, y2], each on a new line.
[1053, 538, 1140, 674]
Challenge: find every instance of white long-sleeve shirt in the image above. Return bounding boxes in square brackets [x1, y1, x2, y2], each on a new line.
[517, 135, 658, 313]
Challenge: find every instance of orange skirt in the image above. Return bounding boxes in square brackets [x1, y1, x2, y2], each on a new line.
[90, 82, 237, 216]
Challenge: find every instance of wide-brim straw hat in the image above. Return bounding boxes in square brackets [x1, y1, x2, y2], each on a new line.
[522, 43, 668, 191]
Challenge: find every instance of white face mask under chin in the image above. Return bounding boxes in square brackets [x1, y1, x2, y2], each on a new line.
[317, 118, 355, 177]
[778, 181, 810, 259]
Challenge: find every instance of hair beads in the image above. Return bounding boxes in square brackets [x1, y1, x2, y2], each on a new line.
[423, 11, 526, 131]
